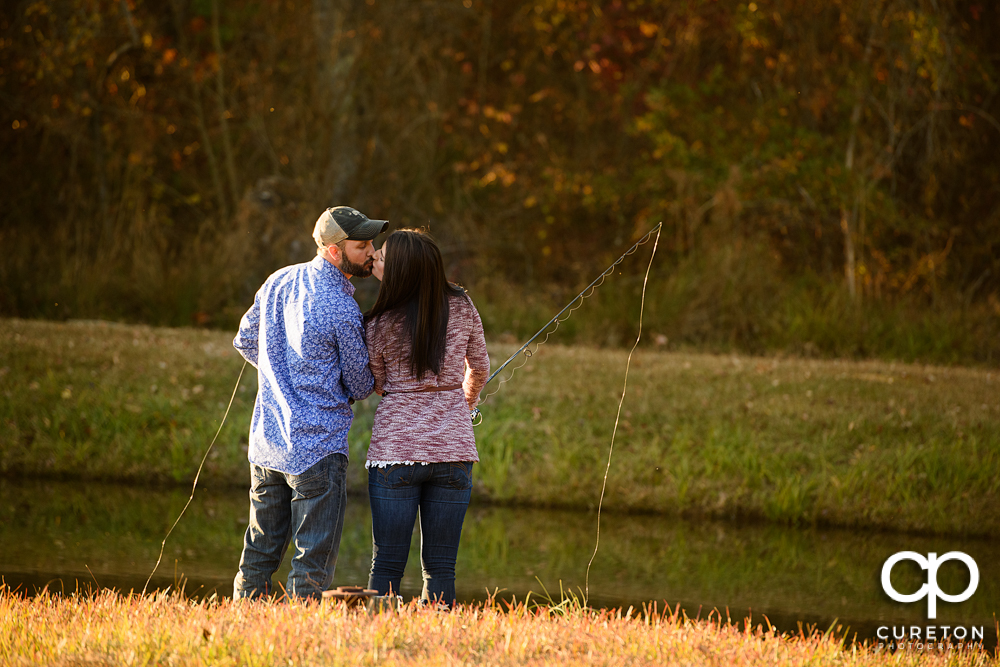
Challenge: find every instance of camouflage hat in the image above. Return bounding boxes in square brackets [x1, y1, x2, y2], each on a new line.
[313, 206, 388, 247]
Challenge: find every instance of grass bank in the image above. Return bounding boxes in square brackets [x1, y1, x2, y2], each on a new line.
[2, 588, 995, 666]
[1, 318, 998, 535]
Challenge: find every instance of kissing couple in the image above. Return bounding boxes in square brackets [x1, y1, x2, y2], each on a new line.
[231, 205, 489, 607]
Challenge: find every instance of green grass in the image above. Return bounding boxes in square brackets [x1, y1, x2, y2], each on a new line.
[1, 587, 995, 666]
[477, 343, 1000, 535]
[2, 318, 999, 535]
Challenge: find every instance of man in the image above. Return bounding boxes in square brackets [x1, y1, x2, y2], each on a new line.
[232, 205, 387, 599]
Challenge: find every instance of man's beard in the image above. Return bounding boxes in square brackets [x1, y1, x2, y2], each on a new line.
[341, 255, 373, 278]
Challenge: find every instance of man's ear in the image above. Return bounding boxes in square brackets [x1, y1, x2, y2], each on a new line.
[328, 244, 340, 261]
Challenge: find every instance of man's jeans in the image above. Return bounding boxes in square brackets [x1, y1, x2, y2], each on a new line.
[367, 462, 473, 606]
[233, 453, 348, 600]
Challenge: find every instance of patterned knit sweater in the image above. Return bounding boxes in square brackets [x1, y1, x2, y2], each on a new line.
[364, 293, 490, 467]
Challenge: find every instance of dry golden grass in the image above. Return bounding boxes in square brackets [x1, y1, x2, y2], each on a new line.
[2, 588, 995, 667]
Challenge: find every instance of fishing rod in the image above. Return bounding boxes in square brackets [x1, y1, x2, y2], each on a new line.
[472, 221, 663, 423]
[145, 223, 661, 592]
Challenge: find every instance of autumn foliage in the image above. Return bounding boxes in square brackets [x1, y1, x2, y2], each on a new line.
[1, 0, 998, 361]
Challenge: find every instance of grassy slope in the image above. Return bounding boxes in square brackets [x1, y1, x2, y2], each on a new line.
[1, 318, 998, 535]
[2, 589, 995, 666]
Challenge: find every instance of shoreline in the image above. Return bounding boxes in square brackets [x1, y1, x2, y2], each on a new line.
[5, 472, 1000, 541]
[2, 317, 998, 537]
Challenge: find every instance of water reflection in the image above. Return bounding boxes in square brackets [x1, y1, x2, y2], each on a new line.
[1, 478, 996, 646]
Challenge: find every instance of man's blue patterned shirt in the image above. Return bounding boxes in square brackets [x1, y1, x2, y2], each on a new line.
[233, 255, 375, 474]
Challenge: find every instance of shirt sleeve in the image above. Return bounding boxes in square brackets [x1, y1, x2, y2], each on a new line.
[233, 292, 261, 367]
[335, 311, 375, 401]
[462, 297, 490, 409]
[366, 319, 388, 396]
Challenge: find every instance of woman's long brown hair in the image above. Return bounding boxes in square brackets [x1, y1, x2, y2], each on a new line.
[365, 230, 465, 378]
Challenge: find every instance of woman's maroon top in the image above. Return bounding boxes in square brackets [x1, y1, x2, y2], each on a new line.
[365, 293, 490, 467]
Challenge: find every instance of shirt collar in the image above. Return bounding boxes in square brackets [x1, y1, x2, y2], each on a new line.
[311, 254, 356, 297]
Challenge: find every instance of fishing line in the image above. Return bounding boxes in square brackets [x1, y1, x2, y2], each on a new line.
[584, 224, 661, 605]
[143, 360, 248, 596]
[474, 222, 663, 417]
[140, 225, 659, 597]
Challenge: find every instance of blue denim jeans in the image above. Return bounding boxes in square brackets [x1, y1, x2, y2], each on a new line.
[367, 462, 473, 605]
[233, 453, 348, 600]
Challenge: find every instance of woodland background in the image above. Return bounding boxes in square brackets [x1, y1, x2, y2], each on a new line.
[2, 0, 998, 363]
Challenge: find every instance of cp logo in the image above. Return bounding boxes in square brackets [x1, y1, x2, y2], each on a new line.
[881, 551, 979, 618]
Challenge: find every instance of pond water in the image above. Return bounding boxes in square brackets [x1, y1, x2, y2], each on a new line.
[1, 478, 996, 648]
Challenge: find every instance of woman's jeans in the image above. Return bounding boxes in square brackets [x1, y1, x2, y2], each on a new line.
[367, 462, 474, 605]
[233, 453, 348, 600]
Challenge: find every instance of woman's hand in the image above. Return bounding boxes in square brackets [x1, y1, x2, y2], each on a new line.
[371, 247, 385, 281]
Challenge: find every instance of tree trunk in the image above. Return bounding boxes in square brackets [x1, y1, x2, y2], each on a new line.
[477, 0, 492, 103]
[312, 0, 364, 202]
[841, 0, 884, 302]
[841, 206, 857, 302]
[211, 0, 240, 206]
[171, 0, 229, 221]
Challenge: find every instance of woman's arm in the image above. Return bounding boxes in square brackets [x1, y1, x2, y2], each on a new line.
[462, 298, 490, 409]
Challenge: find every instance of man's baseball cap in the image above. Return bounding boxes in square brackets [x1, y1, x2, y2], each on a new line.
[313, 206, 388, 247]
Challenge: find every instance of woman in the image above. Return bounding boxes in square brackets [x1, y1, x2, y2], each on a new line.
[364, 229, 490, 607]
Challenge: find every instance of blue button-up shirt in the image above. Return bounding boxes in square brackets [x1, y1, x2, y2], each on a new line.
[233, 255, 375, 474]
